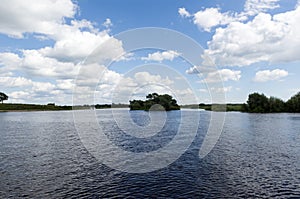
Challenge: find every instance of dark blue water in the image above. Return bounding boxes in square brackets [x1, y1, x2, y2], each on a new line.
[0, 110, 299, 198]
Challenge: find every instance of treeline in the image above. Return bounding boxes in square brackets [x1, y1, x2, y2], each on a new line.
[195, 92, 300, 113]
[198, 103, 243, 112]
[0, 103, 72, 111]
[94, 103, 128, 109]
[242, 92, 300, 113]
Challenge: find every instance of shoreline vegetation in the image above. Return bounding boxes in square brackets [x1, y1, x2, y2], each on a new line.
[0, 103, 72, 112]
[0, 92, 299, 113]
[0, 103, 128, 112]
[184, 91, 300, 113]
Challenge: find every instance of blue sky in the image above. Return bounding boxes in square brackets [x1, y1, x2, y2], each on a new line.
[0, 0, 299, 105]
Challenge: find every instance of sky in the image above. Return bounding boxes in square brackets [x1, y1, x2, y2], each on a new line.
[0, 0, 299, 105]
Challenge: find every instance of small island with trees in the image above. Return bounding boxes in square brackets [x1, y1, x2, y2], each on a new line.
[129, 93, 180, 111]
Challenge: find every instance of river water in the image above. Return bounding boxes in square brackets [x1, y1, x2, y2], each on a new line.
[0, 109, 299, 198]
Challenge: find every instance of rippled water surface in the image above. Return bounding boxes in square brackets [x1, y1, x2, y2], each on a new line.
[0, 109, 299, 198]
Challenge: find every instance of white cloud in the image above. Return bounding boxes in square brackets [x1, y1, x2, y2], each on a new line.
[21, 50, 79, 78]
[203, 69, 241, 83]
[32, 82, 56, 93]
[254, 69, 288, 82]
[0, 1, 128, 105]
[103, 18, 113, 28]
[134, 72, 174, 85]
[244, 0, 280, 16]
[0, 0, 77, 38]
[185, 65, 214, 74]
[199, 88, 208, 93]
[94, 71, 178, 104]
[179, 7, 247, 32]
[38, 24, 120, 63]
[193, 8, 235, 32]
[0, 76, 65, 103]
[211, 86, 232, 93]
[203, 9, 298, 66]
[10, 91, 31, 101]
[0, 52, 22, 76]
[179, 0, 281, 32]
[70, 19, 98, 33]
[56, 79, 75, 90]
[181, 1, 300, 67]
[0, 1, 125, 64]
[0, 52, 21, 69]
[178, 8, 191, 18]
[141, 50, 180, 62]
[0, 76, 32, 87]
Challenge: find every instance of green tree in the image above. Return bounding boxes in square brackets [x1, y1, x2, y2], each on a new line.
[129, 93, 180, 111]
[247, 93, 270, 113]
[269, 96, 285, 113]
[241, 103, 249, 112]
[0, 92, 8, 104]
[129, 100, 145, 110]
[286, 92, 300, 112]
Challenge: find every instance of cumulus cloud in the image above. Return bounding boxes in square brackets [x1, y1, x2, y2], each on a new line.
[0, 52, 21, 69]
[20, 50, 80, 78]
[193, 8, 236, 32]
[93, 71, 178, 104]
[0, 76, 62, 103]
[141, 50, 180, 62]
[56, 79, 75, 91]
[0, 77, 32, 87]
[179, 0, 281, 32]
[0, 1, 127, 104]
[103, 18, 113, 28]
[203, 69, 241, 83]
[0, 0, 77, 38]
[211, 86, 232, 93]
[134, 72, 174, 85]
[9, 91, 31, 102]
[204, 12, 292, 66]
[244, 0, 280, 16]
[181, 0, 300, 67]
[178, 8, 191, 18]
[38, 24, 120, 63]
[254, 69, 288, 82]
[179, 7, 246, 32]
[185, 65, 214, 74]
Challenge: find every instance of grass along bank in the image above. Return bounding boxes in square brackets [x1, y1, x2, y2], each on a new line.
[0, 103, 72, 112]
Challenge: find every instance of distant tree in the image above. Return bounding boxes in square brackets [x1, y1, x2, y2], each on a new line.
[146, 93, 153, 99]
[129, 100, 145, 110]
[241, 103, 249, 112]
[286, 92, 300, 112]
[0, 92, 8, 104]
[247, 93, 270, 113]
[152, 93, 159, 98]
[95, 104, 111, 109]
[269, 96, 285, 113]
[129, 93, 180, 111]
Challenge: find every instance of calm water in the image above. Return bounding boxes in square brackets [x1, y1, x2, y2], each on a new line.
[0, 109, 299, 198]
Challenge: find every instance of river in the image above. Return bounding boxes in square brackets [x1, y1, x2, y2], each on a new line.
[0, 109, 299, 198]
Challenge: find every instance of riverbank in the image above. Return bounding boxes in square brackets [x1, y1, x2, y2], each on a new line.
[181, 103, 244, 112]
[0, 103, 129, 112]
[0, 103, 72, 112]
[0, 103, 243, 112]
